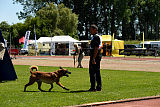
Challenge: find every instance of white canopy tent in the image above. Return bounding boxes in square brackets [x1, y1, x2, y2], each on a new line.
[37, 35, 79, 55]
[37, 36, 79, 43]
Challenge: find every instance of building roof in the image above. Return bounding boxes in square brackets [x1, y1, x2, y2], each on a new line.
[37, 35, 79, 43]
[37, 37, 52, 43]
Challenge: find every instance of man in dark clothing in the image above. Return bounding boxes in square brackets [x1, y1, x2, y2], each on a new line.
[88, 24, 102, 91]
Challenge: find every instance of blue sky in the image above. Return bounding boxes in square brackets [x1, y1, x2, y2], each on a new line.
[0, 0, 24, 25]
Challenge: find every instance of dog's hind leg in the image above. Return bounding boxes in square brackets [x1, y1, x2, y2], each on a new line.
[37, 80, 44, 92]
[24, 76, 36, 92]
[49, 84, 53, 92]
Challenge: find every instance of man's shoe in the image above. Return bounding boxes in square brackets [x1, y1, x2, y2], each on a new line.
[96, 88, 102, 91]
[88, 88, 96, 92]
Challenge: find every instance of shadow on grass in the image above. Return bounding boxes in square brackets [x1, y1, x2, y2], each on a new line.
[23, 90, 90, 93]
[63, 90, 89, 93]
[0, 81, 6, 83]
[0, 80, 17, 83]
[0, 81, 10, 83]
[23, 90, 62, 93]
[24, 91, 40, 92]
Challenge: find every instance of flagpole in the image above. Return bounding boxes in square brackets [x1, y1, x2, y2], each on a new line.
[112, 33, 114, 51]
[143, 32, 144, 49]
[10, 32, 11, 56]
[34, 25, 37, 56]
[50, 30, 52, 56]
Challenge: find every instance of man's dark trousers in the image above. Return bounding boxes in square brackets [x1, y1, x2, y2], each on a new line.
[89, 59, 101, 89]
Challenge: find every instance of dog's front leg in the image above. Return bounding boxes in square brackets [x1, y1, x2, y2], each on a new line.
[56, 82, 69, 90]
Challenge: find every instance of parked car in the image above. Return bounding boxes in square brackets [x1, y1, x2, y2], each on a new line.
[20, 49, 28, 55]
[124, 44, 138, 49]
[140, 41, 160, 49]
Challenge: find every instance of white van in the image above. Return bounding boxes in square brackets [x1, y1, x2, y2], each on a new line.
[140, 41, 160, 49]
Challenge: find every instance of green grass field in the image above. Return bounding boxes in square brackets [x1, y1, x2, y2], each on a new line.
[1, 65, 160, 107]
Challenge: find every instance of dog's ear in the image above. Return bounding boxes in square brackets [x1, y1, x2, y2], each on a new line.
[60, 67, 63, 69]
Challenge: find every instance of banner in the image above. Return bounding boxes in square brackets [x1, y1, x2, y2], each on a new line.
[23, 31, 31, 50]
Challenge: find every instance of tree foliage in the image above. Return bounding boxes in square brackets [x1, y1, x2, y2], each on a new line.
[35, 3, 78, 38]
[11, 0, 160, 40]
[0, 3, 78, 47]
[0, 21, 10, 40]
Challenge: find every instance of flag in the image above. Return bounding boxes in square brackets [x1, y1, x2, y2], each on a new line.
[35, 34, 38, 50]
[23, 31, 31, 50]
[34, 27, 38, 51]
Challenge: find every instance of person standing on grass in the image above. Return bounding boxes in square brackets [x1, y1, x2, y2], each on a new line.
[77, 44, 84, 68]
[88, 24, 102, 91]
[73, 44, 79, 67]
[73, 44, 79, 56]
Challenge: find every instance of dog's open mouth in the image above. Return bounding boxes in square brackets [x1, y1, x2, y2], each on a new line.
[64, 71, 71, 77]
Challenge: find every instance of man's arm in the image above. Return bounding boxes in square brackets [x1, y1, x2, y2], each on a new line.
[92, 46, 98, 64]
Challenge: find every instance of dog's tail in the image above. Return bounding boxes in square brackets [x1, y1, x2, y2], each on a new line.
[30, 65, 38, 73]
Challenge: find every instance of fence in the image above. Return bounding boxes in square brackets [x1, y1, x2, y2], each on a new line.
[7, 47, 160, 57]
[119, 48, 159, 57]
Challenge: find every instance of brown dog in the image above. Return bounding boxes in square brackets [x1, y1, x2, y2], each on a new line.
[24, 66, 71, 92]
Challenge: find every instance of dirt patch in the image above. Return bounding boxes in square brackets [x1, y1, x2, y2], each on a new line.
[12, 56, 160, 72]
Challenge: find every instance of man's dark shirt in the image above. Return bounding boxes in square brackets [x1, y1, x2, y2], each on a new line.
[90, 34, 102, 61]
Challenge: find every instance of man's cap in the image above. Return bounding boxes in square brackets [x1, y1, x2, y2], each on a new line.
[90, 24, 98, 30]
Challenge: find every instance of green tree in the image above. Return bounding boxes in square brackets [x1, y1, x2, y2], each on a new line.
[36, 3, 78, 38]
[13, 0, 160, 40]
[57, 4, 78, 37]
[37, 3, 58, 37]
[11, 23, 27, 38]
[136, 0, 160, 40]
[0, 21, 10, 40]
